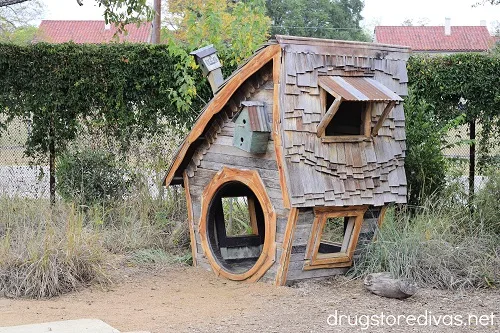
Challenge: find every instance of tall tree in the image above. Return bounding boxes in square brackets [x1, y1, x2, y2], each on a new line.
[165, 0, 271, 66]
[78, 0, 154, 29]
[265, 0, 369, 41]
[0, 0, 42, 44]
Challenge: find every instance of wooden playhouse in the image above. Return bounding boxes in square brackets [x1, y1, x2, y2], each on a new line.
[164, 36, 409, 285]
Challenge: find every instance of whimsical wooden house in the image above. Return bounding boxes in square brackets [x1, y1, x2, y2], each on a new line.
[164, 36, 409, 285]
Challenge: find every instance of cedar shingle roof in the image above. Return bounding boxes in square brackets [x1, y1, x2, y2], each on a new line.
[375, 26, 495, 52]
[38, 20, 151, 44]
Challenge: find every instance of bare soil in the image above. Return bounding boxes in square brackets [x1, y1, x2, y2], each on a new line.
[0, 265, 499, 333]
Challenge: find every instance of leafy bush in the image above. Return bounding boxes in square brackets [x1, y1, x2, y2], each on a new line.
[56, 149, 134, 206]
[350, 192, 500, 289]
[404, 92, 447, 207]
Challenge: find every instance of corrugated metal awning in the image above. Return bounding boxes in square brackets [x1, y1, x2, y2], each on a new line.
[318, 76, 403, 102]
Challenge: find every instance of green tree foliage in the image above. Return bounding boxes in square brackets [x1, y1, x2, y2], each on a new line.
[165, 0, 271, 67]
[56, 149, 134, 206]
[0, 42, 201, 201]
[403, 92, 447, 207]
[0, 0, 42, 44]
[265, 0, 369, 41]
[77, 0, 154, 28]
[408, 54, 500, 169]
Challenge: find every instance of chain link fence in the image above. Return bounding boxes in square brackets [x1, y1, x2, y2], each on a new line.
[1, 117, 498, 200]
[443, 124, 499, 194]
[0, 117, 49, 198]
[0, 116, 183, 199]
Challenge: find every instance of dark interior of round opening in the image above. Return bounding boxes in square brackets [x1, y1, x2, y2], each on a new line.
[206, 181, 266, 274]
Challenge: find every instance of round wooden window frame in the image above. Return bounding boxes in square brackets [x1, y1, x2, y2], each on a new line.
[199, 167, 276, 281]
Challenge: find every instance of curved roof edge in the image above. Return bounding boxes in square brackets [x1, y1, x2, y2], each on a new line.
[164, 44, 281, 186]
[274, 35, 411, 53]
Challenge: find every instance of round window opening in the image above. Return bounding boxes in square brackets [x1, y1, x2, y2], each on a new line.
[206, 181, 266, 274]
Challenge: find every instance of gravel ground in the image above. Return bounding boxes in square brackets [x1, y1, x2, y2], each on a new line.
[0, 266, 498, 333]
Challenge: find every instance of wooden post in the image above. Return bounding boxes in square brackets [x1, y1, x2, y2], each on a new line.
[49, 113, 55, 205]
[151, 0, 161, 44]
[469, 119, 476, 210]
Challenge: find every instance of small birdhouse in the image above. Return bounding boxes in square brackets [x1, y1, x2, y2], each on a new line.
[232, 101, 271, 154]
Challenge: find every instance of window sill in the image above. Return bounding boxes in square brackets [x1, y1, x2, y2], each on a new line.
[303, 259, 353, 270]
[321, 135, 372, 143]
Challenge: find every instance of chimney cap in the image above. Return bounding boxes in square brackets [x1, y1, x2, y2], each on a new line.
[445, 17, 451, 36]
[190, 44, 217, 60]
[190, 44, 222, 76]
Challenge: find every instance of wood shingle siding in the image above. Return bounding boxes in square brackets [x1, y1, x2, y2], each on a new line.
[277, 36, 408, 208]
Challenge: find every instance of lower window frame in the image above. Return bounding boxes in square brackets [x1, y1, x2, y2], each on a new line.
[303, 205, 368, 270]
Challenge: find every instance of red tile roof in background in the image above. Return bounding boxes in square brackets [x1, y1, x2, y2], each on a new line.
[38, 20, 151, 44]
[375, 26, 495, 52]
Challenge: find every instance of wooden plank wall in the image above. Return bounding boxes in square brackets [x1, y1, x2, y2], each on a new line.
[185, 63, 290, 281]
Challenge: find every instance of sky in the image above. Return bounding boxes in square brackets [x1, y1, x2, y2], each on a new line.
[40, 0, 500, 32]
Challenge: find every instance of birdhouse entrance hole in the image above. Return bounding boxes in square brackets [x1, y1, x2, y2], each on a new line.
[207, 181, 266, 274]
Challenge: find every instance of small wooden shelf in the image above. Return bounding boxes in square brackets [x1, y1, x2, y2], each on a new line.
[321, 136, 372, 143]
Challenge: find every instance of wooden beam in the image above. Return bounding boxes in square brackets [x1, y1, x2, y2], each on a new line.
[321, 136, 372, 143]
[378, 205, 388, 227]
[316, 97, 343, 138]
[165, 44, 282, 186]
[248, 196, 259, 235]
[371, 101, 396, 137]
[363, 102, 372, 137]
[183, 171, 198, 267]
[271, 51, 291, 209]
[274, 208, 299, 286]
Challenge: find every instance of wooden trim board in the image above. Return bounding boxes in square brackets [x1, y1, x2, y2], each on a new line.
[274, 207, 299, 286]
[272, 50, 291, 209]
[198, 167, 276, 281]
[183, 171, 198, 267]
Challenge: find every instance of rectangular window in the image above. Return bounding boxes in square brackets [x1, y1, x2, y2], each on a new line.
[222, 196, 258, 237]
[324, 101, 366, 136]
[304, 206, 367, 270]
[317, 76, 402, 142]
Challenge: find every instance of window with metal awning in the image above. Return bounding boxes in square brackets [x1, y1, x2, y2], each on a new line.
[317, 76, 403, 142]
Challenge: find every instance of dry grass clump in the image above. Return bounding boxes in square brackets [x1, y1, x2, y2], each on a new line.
[350, 183, 500, 289]
[0, 198, 108, 298]
[0, 186, 189, 298]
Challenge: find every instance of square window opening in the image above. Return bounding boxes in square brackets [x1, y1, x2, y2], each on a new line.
[304, 206, 368, 269]
[318, 216, 356, 255]
[221, 196, 258, 237]
[325, 101, 365, 136]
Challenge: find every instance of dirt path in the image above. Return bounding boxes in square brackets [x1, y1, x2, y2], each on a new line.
[0, 266, 499, 332]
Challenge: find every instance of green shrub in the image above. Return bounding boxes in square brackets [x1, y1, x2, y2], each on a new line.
[404, 92, 447, 207]
[56, 149, 134, 206]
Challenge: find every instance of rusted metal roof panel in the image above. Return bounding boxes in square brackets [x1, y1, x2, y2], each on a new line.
[247, 105, 271, 132]
[318, 76, 403, 102]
